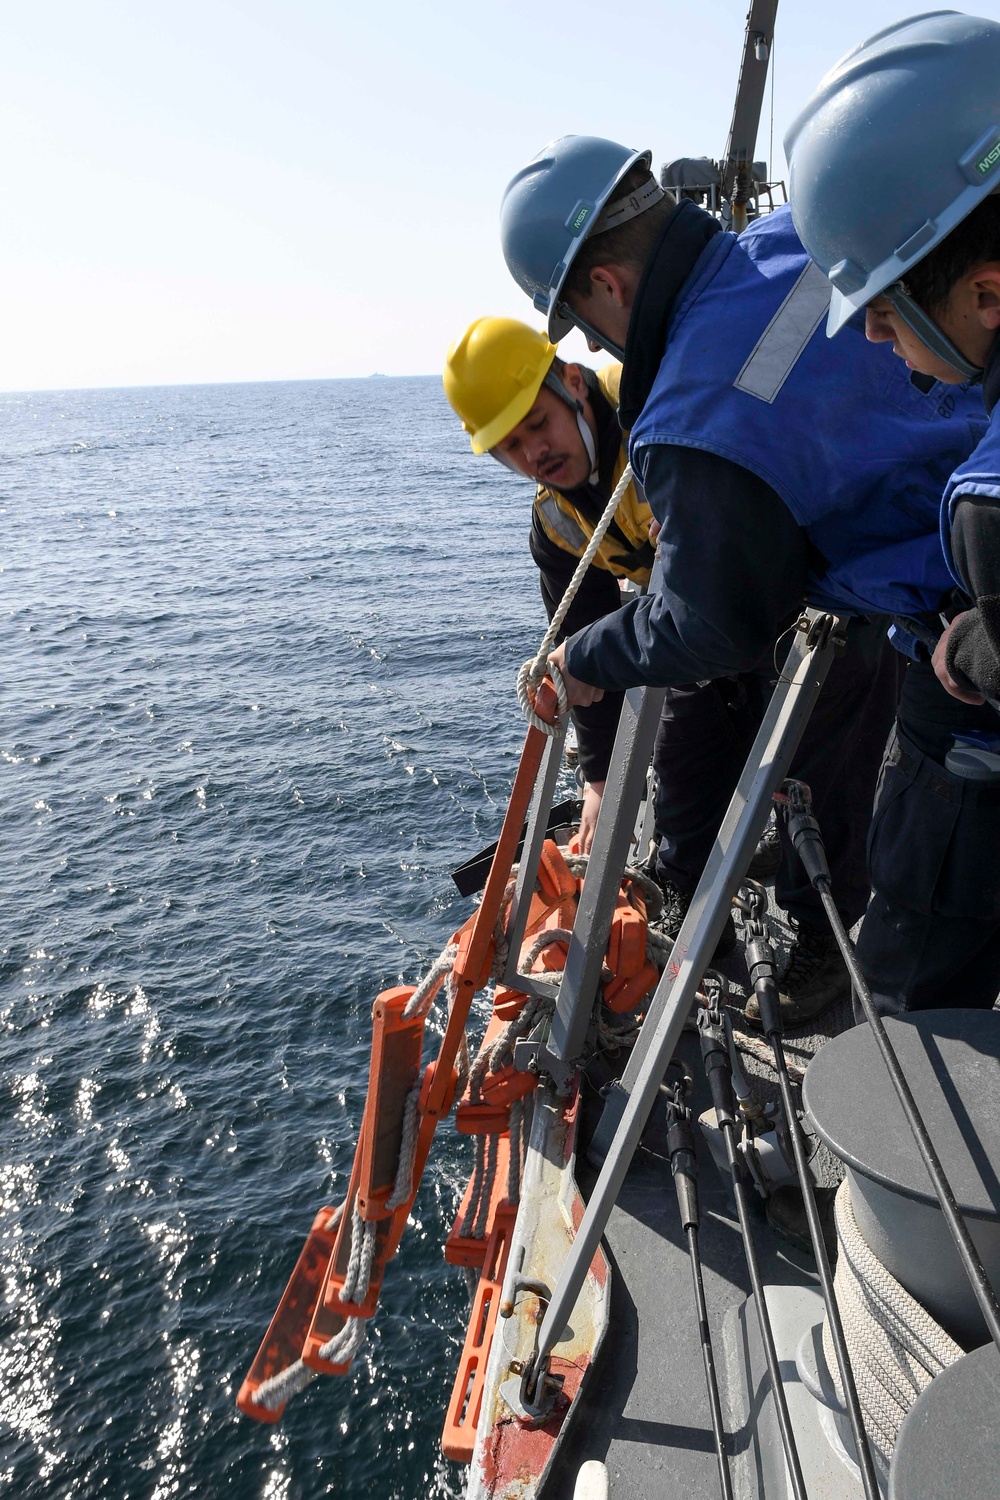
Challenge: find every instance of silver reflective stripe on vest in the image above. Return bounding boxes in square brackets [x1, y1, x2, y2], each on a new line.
[537, 496, 590, 553]
[734, 259, 833, 404]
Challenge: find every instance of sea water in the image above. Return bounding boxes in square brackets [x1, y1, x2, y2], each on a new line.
[0, 376, 548, 1497]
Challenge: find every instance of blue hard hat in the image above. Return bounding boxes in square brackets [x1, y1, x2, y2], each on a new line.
[785, 10, 1000, 359]
[500, 135, 654, 352]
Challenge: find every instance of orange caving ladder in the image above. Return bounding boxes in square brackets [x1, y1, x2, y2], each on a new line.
[237, 674, 665, 1445]
[236, 681, 561, 1423]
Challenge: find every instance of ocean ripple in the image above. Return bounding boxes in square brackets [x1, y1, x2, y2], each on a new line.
[0, 377, 546, 1497]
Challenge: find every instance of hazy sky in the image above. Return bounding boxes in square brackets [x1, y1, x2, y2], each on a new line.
[3, 0, 997, 391]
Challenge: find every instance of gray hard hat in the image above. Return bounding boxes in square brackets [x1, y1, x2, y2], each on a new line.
[500, 135, 664, 358]
[785, 10, 1000, 371]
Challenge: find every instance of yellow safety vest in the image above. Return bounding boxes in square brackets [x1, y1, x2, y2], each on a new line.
[532, 364, 653, 585]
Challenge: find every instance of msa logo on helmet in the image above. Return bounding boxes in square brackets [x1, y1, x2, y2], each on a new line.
[976, 138, 1000, 176]
[567, 201, 592, 234]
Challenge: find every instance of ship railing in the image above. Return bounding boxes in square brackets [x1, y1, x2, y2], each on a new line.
[508, 607, 1000, 1499]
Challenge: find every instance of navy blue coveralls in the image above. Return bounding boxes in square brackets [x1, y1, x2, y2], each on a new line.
[530, 369, 779, 899]
[853, 339, 1000, 1016]
[562, 202, 986, 960]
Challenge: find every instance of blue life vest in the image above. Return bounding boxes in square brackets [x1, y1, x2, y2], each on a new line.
[940, 405, 1000, 589]
[629, 207, 986, 616]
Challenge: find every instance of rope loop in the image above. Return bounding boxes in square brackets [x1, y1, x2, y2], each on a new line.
[516, 657, 568, 737]
[317, 1315, 367, 1368]
[516, 927, 574, 979]
[402, 942, 459, 1021]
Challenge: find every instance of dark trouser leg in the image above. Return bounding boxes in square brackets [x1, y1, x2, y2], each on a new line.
[652, 678, 759, 892]
[775, 616, 904, 929]
[856, 659, 1000, 1017]
[854, 892, 1000, 1018]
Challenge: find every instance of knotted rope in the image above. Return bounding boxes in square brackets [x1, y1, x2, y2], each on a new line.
[517, 463, 634, 733]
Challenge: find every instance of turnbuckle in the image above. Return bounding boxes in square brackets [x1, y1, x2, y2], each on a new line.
[775, 778, 831, 892]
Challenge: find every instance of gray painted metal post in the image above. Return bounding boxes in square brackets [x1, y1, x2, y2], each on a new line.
[534, 613, 844, 1370]
[549, 685, 666, 1062]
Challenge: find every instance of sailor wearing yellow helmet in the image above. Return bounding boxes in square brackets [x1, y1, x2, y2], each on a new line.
[444, 317, 652, 579]
[443, 315, 780, 952]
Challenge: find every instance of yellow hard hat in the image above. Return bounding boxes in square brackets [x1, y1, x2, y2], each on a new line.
[443, 317, 558, 455]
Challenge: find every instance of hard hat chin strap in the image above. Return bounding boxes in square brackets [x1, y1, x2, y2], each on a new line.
[552, 303, 626, 363]
[543, 370, 599, 482]
[885, 281, 984, 384]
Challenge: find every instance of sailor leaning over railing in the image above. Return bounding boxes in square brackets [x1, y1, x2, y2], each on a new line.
[785, 7, 1000, 1022]
[443, 315, 651, 857]
[497, 131, 988, 1037]
[442, 315, 781, 963]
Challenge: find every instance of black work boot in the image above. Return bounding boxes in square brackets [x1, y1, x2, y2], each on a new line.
[653, 875, 737, 959]
[766, 1183, 839, 1262]
[747, 818, 781, 881]
[743, 919, 849, 1028]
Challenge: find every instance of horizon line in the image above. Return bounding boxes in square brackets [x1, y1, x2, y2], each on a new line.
[0, 371, 439, 398]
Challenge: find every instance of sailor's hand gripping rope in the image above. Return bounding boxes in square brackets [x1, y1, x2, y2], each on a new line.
[517, 463, 634, 733]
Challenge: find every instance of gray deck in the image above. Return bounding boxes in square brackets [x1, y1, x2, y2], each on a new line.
[547, 1033, 814, 1499]
[546, 890, 861, 1500]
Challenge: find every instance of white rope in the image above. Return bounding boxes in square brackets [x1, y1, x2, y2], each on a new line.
[386, 1079, 423, 1211]
[460, 1132, 491, 1239]
[473, 1133, 499, 1239]
[732, 1027, 806, 1083]
[318, 1315, 368, 1367]
[249, 1207, 346, 1412]
[596, 1014, 643, 1052]
[250, 1315, 368, 1412]
[341, 1202, 377, 1306]
[517, 927, 574, 978]
[460, 989, 555, 1236]
[517, 655, 570, 735]
[517, 463, 634, 732]
[623, 863, 665, 922]
[403, 943, 459, 1021]
[645, 927, 673, 968]
[489, 994, 552, 1072]
[822, 1180, 962, 1472]
[251, 1357, 317, 1411]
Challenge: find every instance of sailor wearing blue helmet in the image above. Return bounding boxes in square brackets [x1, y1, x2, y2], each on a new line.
[499, 125, 985, 1025]
[786, 9, 1000, 1019]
